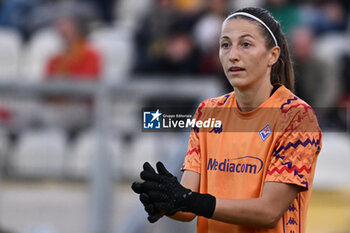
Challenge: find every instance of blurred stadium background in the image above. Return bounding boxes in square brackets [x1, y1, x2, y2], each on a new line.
[0, 0, 349, 232]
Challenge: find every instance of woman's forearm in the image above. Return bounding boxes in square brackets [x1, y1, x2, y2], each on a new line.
[211, 182, 301, 228]
[212, 197, 281, 228]
[169, 196, 281, 226]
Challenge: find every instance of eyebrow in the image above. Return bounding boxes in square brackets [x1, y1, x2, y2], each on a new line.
[240, 34, 255, 40]
[220, 34, 255, 40]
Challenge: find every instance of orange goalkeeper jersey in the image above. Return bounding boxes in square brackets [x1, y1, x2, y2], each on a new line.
[182, 85, 322, 233]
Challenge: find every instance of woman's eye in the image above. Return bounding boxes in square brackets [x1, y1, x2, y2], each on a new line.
[242, 42, 251, 48]
[221, 42, 229, 48]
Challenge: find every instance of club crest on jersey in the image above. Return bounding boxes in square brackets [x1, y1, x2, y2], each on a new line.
[259, 124, 271, 142]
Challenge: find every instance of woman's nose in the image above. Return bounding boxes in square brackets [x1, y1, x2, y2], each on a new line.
[229, 46, 240, 62]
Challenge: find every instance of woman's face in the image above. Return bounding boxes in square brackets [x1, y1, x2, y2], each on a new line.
[219, 18, 279, 90]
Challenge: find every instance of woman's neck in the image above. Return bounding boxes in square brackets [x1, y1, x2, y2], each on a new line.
[235, 82, 273, 112]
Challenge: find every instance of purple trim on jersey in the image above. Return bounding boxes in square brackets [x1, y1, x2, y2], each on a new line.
[283, 162, 292, 169]
[282, 214, 286, 233]
[272, 138, 320, 160]
[301, 181, 309, 189]
[280, 97, 298, 110]
[223, 94, 231, 103]
[287, 218, 298, 225]
[218, 94, 231, 106]
[209, 125, 223, 134]
[299, 193, 301, 233]
[294, 170, 304, 179]
[288, 204, 297, 212]
[283, 162, 305, 178]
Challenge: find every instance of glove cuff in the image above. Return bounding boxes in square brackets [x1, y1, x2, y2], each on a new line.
[187, 192, 216, 218]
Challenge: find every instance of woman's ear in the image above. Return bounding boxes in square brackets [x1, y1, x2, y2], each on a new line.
[268, 46, 280, 67]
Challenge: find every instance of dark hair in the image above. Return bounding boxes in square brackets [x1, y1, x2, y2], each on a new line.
[227, 7, 295, 92]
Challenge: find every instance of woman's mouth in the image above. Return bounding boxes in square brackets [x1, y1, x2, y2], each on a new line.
[229, 66, 245, 74]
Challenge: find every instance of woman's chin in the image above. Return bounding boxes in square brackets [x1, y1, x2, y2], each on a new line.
[229, 81, 250, 91]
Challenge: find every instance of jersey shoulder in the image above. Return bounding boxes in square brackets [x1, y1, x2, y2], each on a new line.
[275, 86, 320, 133]
[277, 86, 313, 116]
[199, 92, 234, 108]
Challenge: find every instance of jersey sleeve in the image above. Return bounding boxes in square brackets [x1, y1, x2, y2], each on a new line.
[181, 101, 207, 173]
[265, 105, 322, 190]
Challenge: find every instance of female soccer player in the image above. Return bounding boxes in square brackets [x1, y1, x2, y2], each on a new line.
[132, 7, 322, 233]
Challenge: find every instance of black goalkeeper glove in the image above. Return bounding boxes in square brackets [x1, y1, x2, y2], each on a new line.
[139, 161, 216, 218]
[131, 183, 165, 223]
[131, 163, 166, 223]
